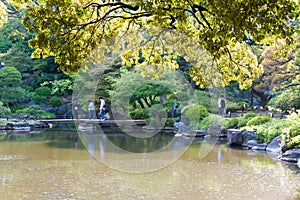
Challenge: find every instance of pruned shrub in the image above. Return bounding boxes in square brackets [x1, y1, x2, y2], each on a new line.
[237, 118, 248, 128]
[15, 105, 46, 118]
[181, 104, 208, 123]
[197, 114, 224, 130]
[226, 102, 241, 113]
[11, 105, 28, 114]
[0, 101, 10, 115]
[284, 123, 300, 149]
[50, 96, 62, 107]
[289, 125, 300, 138]
[180, 104, 209, 128]
[129, 108, 149, 119]
[254, 120, 291, 143]
[33, 86, 52, 103]
[225, 118, 239, 129]
[246, 116, 272, 126]
[236, 113, 256, 128]
[287, 135, 300, 149]
[243, 113, 256, 119]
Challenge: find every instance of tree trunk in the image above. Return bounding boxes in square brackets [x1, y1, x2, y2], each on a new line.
[142, 97, 151, 107]
[137, 99, 145, 109]
[251, 89, 269, 108]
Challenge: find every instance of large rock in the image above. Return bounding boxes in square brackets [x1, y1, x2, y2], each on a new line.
[252, 143, 268, 151]
[47, 103, 73, 119]
[227, 129, 243, 146]
[278, 149, 300, 163]
[227, 129, 256, 147]
[266, 136, 282, 154]
[242, 131, 256, 143]
[243, 139, 259, 149]
[174, 122, 193, 134]
[208, 124, 223, 137]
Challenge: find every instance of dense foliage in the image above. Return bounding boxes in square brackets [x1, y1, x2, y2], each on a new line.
[19, 0, 299, 89]
[181, 104, 209, 127]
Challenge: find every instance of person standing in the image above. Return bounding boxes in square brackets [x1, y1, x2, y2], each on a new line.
[173, 105, 178, 118]
[218, 94, 226, 116]
[88, 100, 95, 119]
[99, 97, 106, 120]
[73, 101, 79, 119]
[0, 62, 4, 69]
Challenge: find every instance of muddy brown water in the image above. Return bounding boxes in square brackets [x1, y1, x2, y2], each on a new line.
[0, 130, 299, 200]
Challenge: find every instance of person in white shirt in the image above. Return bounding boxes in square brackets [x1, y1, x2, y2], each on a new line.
[99, 97, 106, 120]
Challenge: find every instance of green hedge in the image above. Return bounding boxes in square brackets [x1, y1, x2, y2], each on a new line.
[225, 118, 239, 129]
[33, 86, 52, 103]
[15, 105, 46, 118]
[243, 113, 257, 119]
[285, 125, 300, 149]
[246, 116, 272, 126]
[237, 118, 248, 127]
[129, 108, 149, 119]
[50, 96, 62, 107]
[0, 101, 10, 115]
[181, 104, 208, 125]
[197, 114, 224, 130]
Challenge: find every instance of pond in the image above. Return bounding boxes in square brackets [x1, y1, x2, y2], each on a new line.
[0, 129, 300, 200]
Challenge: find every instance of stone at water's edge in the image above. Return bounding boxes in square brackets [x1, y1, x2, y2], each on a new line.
[242, 131, 256, 143]
[207, 124, 223, 137]
[243, 139, 259, 149]
[227, 129, 243, 146]
[266, 136, 282, 154]
[278, 149, 300, 163]
[0, 124, 6, 130]
[252, 143, 268, 151]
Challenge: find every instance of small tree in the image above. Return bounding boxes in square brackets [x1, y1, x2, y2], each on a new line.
[0, 101, 10, 115]
[0, 66, 25, 105]
[33, 86, 51, 103]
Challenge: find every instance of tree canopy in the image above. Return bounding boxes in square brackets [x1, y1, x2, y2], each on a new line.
[0, 66, 25, 104]
[10, 0, 300, 89]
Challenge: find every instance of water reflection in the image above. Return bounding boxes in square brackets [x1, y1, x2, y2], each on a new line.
[0, 130, 300, 199]
[80, 131, 194, 173]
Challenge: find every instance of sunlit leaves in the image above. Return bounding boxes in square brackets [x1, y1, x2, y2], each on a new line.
[189, 41, 263, 89]
[21, 0, 300, 87]
[0, 1, 8, 26]
[259, 36, 300, 91]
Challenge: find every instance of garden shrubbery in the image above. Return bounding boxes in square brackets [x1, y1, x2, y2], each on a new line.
[226, 102, 242, 113]
[225, 118, 239, 129]
[285, 124, 300, 149]
[129, 108, 150, 119]
[50, 96, 62, 107]
[15, 105, 51, 118]
[0, 101, 10, 115]
[11, 105, 28, 113]
[181, 104, 209, 127]
[253, 120, 292, 143]
[246, 116, 272, 126]
[243, 113, 257, 119]
[237, 118, 248, 127]
[194, 91, 217, 113]
[221, 113, 258, 129]
[197, 114, 224, 130]
[33, 86, 52, 103]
